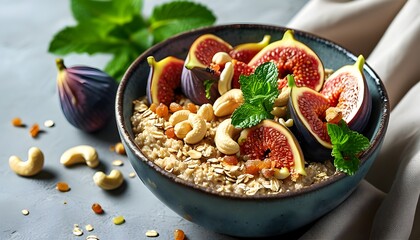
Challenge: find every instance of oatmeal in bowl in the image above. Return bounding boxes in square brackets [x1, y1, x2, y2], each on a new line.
[116, 24, 389, 237]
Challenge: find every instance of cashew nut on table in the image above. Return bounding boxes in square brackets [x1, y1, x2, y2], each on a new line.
[60, 145, 99, 168]
[9, 147, 44, 177]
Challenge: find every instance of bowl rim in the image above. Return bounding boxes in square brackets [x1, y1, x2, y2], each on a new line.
[116, 23, 390, 200]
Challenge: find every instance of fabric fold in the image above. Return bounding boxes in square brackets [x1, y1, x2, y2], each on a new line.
[287, 0, 406, 57]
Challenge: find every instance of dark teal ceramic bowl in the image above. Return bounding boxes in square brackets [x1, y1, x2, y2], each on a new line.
[116, 24, 389, 237]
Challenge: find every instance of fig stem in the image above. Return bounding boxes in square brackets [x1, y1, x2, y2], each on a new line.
[55, 58, 67, 71]
[282, 29, 295, 41]
[287, 74, 296, 88]
[355, 55, 365, 72]
[147, 56, 156, 67]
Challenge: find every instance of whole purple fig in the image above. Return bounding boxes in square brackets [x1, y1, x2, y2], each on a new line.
[55, 58, 117, 132]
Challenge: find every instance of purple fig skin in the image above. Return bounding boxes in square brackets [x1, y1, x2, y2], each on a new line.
[56, 59, 118, 132]
[288, 102, 333, 162]
[181, 60, 220, 105]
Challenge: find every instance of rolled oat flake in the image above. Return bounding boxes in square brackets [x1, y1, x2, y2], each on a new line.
[73, 224, 83, 236]
[86, 235, 100, 240]
[145, 230, 159, 237]
[44, 120, 55, 128]
[21, 209, 29, 215]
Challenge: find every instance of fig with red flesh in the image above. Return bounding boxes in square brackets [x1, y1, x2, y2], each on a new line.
[248, 30, 324, 91]
[181, 34, 232, 104]
[146, 56, 184, 106]
[320, 55, 371, 132]
[238, 119, 306, 176]
[231, 59, 254, 89]
[288, 76, 333, 162]
[229, 35, 271, 63]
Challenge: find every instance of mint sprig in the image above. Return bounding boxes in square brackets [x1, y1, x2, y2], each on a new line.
[231, 62, 279, 128]
[327, 120, 370, 175]
[48, 0, 216, 81]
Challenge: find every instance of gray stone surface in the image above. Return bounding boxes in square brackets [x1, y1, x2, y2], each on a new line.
[0, 1, 308, 239]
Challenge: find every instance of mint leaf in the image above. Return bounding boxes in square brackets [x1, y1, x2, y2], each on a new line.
[104, 48, 139, 82]
[48, 23, 119, 55]
[71, 0, 143, 24]
[231, 103, 272, 128]
[333, 152, 360, 175]
[327, 120, 370, 175]
[232, 62, 279, 128]
[150, 1, 216, 43]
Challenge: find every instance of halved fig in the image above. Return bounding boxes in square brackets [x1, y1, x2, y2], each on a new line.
[185, 34, 233, 69]
[146, 56, 184, 106]
[238, 119, 306, 176]
[248, 30, 324, 91]
[320, 55, 371, 132]
[229, 35, 271, 63]
[288, 76, 333, 161]
[181, 34, 233, 104]
[231, 59, 254, 89]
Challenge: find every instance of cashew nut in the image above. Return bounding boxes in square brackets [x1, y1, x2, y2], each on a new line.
[215, 118, 241, 155]
[197, 103, 214, 122]
[212, 52, 232, 65]
[218, 61, 234, 95]
[169, 110, 191, 126]
[184, 114, 207, 144]
[274, 167, 290, 180]
[9, 147, 44, 176]
[274, 87, 290, 107]
[213, 89, 244, 117]
[271, 106, 287, 118]
[93, 169, 124, 190]
[279, 118, 294, 127]
[174, 120, 193, 139]
[60, 145, 99, 168]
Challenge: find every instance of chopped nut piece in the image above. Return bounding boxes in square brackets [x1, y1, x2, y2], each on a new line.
[145, 230, 159, 237]
[21, 209, 29, 216]
[112, 160, 124, 166]
[114, 142, 126, 155]
[325, 107, 343, 124]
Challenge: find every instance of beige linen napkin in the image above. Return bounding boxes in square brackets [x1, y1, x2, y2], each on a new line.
[287, 0, 420, 239]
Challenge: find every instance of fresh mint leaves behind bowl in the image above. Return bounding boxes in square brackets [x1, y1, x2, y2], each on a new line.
[48, 0, 216, 81]
[115, 24, 390, 237]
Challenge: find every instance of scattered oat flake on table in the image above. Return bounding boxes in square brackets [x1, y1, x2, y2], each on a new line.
[85, 224, 94, 232]
[113, 215, 125, 225]
[86, 235, 100, 240]
[145, 230, 159, 237]
[43, 119, 55, 128]
[73, 224, 83, 236]
[112, 160, 124, 166]
[129, 172, 136, 178]
[21, 209, 29, 216]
